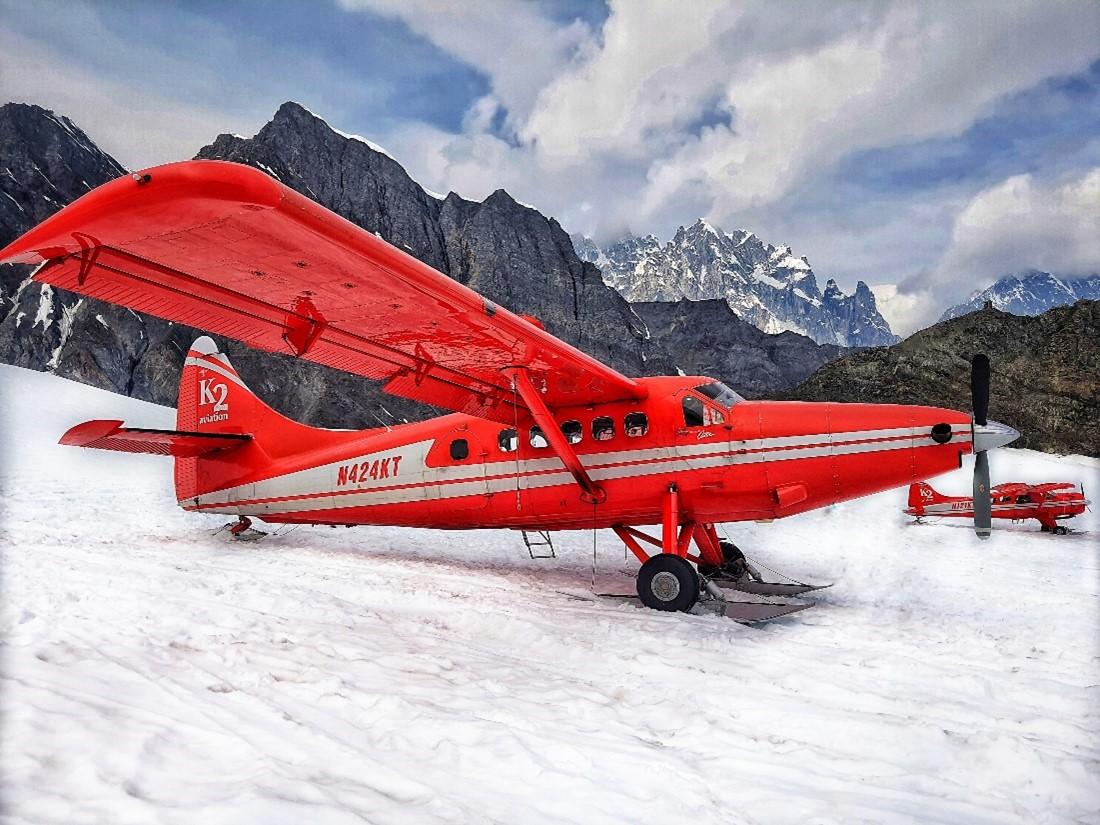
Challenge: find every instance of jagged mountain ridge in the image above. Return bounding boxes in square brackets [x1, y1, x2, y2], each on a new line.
[939, 270, 1100, 322]
[0, 101, 845, 427]
[575, 221, 898, 348]
[789, 300, 1100, 457]
[630, 299, 845, 397]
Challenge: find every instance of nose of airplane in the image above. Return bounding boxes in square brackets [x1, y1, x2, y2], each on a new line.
[972, 419, 1020, 452]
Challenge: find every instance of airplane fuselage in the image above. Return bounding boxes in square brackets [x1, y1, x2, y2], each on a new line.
[179, 375, 976, 531]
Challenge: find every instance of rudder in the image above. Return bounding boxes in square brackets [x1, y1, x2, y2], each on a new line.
[174, 336, 341, 506]
[907, 481, 946, 514]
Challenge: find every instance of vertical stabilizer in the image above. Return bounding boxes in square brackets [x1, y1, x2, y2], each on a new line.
[174, 336, 349, 506]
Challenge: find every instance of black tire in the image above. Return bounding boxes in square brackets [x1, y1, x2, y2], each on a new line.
[698, 539, 747, 579]
[637, 554, 700, 612]
[1054, 526, 1068, 535]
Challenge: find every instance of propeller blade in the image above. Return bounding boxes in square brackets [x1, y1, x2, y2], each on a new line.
[973, 450, 992, 539]
[971, 353, 990, 427]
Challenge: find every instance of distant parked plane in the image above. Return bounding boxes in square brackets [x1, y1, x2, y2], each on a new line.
[906, 482, 1089, 535]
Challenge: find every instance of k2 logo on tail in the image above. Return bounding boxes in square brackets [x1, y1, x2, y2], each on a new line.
[198, 378, 230, 424]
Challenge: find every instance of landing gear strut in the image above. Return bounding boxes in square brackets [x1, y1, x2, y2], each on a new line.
[610, 486, 828, 622]
[697, 539, 763, 584]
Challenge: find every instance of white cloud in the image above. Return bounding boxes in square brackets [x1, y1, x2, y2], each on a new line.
[0, 28, 252, 168]
[636, 2, 1100, 226]
[354, 1, 1100, 257]
[869, 283, 941, 338]
[934, 167, 1100, 284]
[880, 166, 1100, 334]
[337, 0, 592, 130]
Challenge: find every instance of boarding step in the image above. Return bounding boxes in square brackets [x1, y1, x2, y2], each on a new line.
[521, 529, 556, 559]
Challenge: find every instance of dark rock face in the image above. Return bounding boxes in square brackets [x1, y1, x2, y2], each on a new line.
[0, 102, 126, 297]
[789, 301, 1100, 457]
[631, 299, 846, 398]
[0, 102, 135, 385]
[0, 100, 851, 427]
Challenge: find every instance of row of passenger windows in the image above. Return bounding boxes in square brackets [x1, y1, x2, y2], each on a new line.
[446, 413, 651, 461]
[448, 395, 732, 461]
[496, 412, 649, 454]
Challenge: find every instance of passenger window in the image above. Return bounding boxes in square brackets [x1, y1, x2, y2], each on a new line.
[708, 407, 725, 426]
[561, 420, 582, 445]
[682, 396, 705, 427]
[498, 428, 518, 452]
[624, 411, 648, 437]
[450, 438, 469, 461]
[592, 416, 615, 442]
[530, 426, 549, 448]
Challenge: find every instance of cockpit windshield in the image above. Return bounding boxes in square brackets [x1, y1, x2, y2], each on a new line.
[695, 381, 744, 408]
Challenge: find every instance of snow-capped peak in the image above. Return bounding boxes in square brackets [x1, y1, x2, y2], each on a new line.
[574, 221, 898, 347]
[939, 270, 1100, 323]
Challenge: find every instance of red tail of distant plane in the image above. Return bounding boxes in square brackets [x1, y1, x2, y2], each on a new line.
[907, 481, 950, 515]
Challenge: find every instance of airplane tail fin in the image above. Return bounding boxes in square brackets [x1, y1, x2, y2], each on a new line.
[174, 336, 341, 505]
[907, 481, 947, 514]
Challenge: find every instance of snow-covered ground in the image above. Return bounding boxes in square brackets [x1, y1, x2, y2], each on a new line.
[2, 364, 1098, 824]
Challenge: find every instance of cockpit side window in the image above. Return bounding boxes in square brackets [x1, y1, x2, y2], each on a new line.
[682, 396, 705, 427]
[695, 381, 744, 407]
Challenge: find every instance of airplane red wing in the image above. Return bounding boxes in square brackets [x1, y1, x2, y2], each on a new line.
[1028, 482, 1078, 494]
[0, 161, 644, 422]
[60, 419, 251, 457]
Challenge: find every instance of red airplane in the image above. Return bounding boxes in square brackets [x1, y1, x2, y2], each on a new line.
[0, 160, 1021, 620]
[907, 481, 1089, 535]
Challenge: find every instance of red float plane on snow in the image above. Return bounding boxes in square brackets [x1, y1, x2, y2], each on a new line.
[906, 481, 1089, 535]
[0, 161, 1021, 620]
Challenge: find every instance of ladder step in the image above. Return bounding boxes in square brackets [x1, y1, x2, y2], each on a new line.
[521, 530, 556, 559]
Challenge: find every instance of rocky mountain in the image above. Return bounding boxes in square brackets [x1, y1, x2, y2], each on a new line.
[630, 299, 845, 398]
[574, 221, 898, 348]
[0, 101, 843, 428]
[939, 270, 1100, 322]
[0, 103, 139, 384]
[789, 300, 1100, 457]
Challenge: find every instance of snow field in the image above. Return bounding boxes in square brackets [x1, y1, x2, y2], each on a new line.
[2, 365, 1098, 824]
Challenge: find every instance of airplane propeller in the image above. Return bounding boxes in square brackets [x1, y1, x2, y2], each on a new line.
[971, 354, 992, 539]
[968, 354, 1021, 539]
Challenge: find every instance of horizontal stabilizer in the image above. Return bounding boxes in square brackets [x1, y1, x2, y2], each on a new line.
[59, 420, 251, 457]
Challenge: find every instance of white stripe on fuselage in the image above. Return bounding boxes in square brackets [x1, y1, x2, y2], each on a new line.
[182, 425, 972, 516]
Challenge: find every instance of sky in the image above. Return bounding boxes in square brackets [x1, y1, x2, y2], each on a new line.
[2, 0, 1098, 334]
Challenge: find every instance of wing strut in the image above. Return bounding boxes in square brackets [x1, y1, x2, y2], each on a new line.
[507, 368, 606, 504]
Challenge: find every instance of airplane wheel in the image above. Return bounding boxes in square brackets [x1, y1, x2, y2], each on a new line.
[637, 554, 700, 612]
[698, 539, 747, 580]
[1054, 526, 1068, 535]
